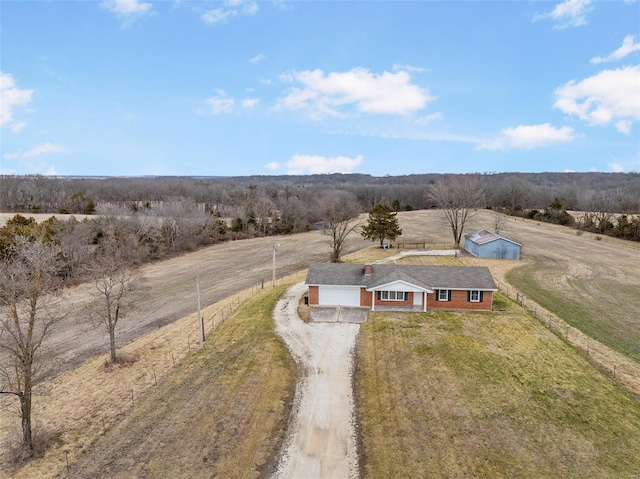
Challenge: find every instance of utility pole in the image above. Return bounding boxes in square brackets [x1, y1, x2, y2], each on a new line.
[272, 243, 280, 287]
[197, 275, 204, 348]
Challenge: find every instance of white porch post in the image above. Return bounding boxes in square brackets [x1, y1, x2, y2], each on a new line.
[372, 290, 375, 311]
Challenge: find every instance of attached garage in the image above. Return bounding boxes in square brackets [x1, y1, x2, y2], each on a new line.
[318, 286, 361, 307]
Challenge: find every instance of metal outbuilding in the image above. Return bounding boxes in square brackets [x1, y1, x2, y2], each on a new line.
[464, 229, 521, 260]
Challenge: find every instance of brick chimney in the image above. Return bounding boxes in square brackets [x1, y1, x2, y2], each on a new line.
[364, 264, 372, 276]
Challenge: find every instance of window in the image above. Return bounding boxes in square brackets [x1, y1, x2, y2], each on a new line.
[437, 289, 450, 301]
[469, 290, 482, 302]
[378, 291, 407, 301]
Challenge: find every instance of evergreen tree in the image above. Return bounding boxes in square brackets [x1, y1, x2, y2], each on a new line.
[361, 203, 403, 247]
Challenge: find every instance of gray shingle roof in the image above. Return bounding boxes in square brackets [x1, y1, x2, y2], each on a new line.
[465, 229, 521, 246]
[305, 264, 498, 291]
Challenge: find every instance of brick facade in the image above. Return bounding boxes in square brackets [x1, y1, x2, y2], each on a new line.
[360, 288, 372, 307]
[373, 291, 415, 308]
[427, 290, 493, 311]
[308, 285, 319, 305]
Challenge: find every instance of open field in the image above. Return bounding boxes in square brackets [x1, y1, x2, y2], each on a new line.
[398, 209, 640, 363]
[18, 284, 296, 479]
[27, 227, 373, 377]
[507, 261, 640, 361]
[356, 297, 640, 478]
[2, 208, 639, 477]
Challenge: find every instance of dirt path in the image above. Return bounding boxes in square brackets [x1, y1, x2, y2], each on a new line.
[272, 282, 360, 479]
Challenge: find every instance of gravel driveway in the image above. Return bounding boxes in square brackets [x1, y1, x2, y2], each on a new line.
[272, 282, 360, 479]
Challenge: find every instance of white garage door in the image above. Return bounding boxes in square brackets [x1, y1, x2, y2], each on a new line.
[318, 286, 361, 307]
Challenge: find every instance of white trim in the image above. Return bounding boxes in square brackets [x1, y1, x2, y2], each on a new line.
[379, 290, 407, 301]
[366, 280, 432, 293]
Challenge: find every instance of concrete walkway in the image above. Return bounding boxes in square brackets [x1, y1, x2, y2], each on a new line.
[309, 306, 369, 324]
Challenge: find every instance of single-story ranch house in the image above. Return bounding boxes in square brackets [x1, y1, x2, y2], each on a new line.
[464, 229, 521, 260]
[305, 263, 498, 312]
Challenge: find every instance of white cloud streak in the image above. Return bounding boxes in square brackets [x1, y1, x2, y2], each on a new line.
[591, 35, 640, 64]
[287, 154, 363, 175]
[1, 72, 33, 129]
[3, 142, 66, 160]
[533, 0, 592, 29]
[250, 54, 265, 64]
[277, 67, 433, 117]
[392, 64, 426, 73]
[478, 123, 576, 151]
[242, 98, 259, 108]
[554, 65, 640, 134]
[202, 0, 258, 24]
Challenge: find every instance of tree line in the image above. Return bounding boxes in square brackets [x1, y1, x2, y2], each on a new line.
[2, 172, 638, 243]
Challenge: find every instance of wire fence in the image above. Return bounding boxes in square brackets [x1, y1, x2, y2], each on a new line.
[0, 271, 304, 477]
[494, 278, 640, 398]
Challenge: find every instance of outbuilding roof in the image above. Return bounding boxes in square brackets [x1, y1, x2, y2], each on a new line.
[305, 264, 498, 291]
[464, 229, 521, 246]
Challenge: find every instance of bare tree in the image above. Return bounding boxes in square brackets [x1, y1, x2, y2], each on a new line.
[0, 236, 66, 453]
[580, 190, 617, 230]
[493, 213, 507, 235]
[85, 240, 140, 364]
[321, 191, 362, 262]
[428, 175, 485, 248]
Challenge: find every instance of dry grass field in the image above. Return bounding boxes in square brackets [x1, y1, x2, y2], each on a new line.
[1, 208, 639, 478]
[4, 283, 297, 479]
[355, 292, 640, 478]
[398, 209, 640, 364]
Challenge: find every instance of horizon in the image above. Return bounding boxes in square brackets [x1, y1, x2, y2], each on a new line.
[1, 0, 639, 177]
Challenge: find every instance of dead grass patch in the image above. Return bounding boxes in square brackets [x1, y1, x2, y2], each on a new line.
[356, 295, 640, 478]
[65, 283, 296, 479]
[1, 272, 305, 479]
[102, 352, 139, 370]
[298, 295, 311, 323]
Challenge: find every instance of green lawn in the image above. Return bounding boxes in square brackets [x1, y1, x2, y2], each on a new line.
[356, 294, 640, 478]
[507, 262, 640, 362]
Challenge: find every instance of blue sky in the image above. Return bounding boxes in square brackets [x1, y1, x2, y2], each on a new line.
[1, 0, 639, 177]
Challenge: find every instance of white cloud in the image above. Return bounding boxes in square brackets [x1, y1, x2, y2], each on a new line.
[10, 121, 26, 133]
[205, 91, 235, 114]
[1, 72, 33, 129]
[276, 67, 433, 117]
[3, 142, 66, 160]
[478, 123, 576, 151]
[415, 112, 443, 125]
[533, 0, 592, 29]
[250, 54, 265, 64]
[265, 162, 280, 170]
[554, 65, 640, 134]
[101, 0, 153, 24]
[393, 64, 427, 73]
[286, 154, 363, 175]
[202, 0, 258, 24]
[608, 162, 625, 172]
[242, 98, 259, 108]
[591, 35, 640, 64]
